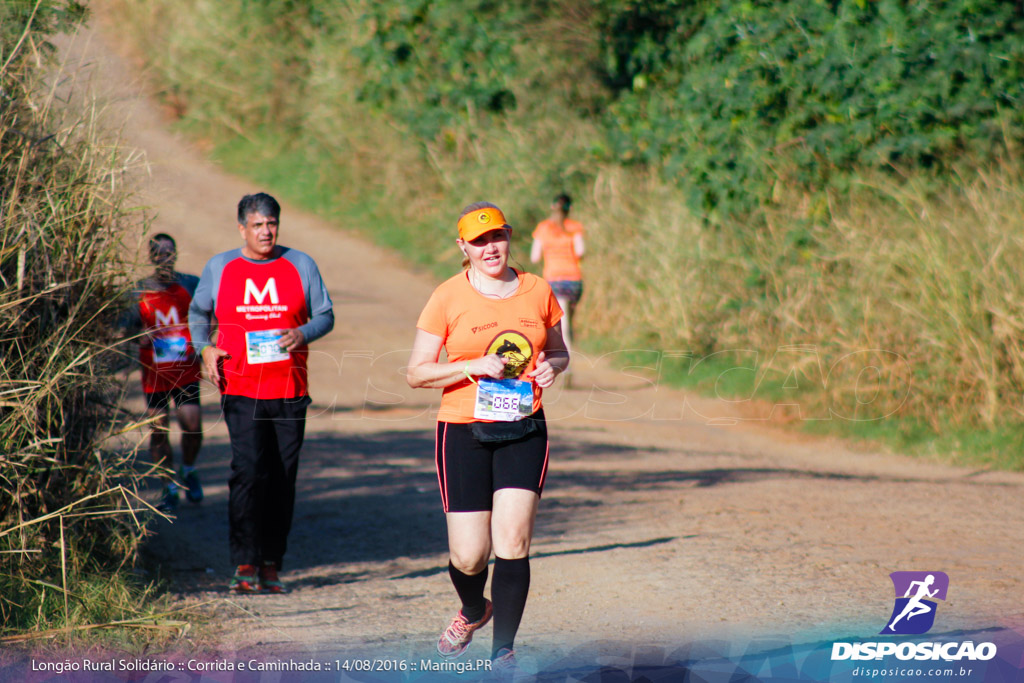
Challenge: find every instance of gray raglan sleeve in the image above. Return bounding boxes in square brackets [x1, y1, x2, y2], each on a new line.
[188, 259, 218, 351]
[293, 252, 334, 344]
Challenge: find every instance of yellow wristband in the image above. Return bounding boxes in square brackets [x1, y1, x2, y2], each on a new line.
[463, 361, 478, 384]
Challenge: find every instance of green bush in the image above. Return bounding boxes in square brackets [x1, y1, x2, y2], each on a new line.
[595, 0, 1024, 219]
[352, 0, 538, 138]
[125, 0, 1024, 223]
[0, 0, 87, 53]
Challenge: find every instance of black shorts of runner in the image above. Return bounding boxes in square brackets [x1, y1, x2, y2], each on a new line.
[144, 382, 201, 413]
[435, 410, 549, 513]
[548, 280, 583, 306]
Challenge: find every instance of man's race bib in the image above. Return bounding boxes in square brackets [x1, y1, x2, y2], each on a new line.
[245, 329, 291, 365]
[152, 335, 189, 365]
[474, 378, 534, 422]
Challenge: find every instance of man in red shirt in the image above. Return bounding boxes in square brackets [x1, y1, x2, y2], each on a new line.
[189, 193, 334, 594]
[125, 234, 204, 512]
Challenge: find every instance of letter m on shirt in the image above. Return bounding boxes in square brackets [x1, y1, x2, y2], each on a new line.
[244, 277, 279, 304]
[154, 307, 181, 327]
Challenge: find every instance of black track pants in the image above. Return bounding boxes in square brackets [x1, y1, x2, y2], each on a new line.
[222, 394, 310, 568]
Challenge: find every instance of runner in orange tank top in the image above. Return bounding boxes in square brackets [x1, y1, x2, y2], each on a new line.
[530, 193, 584, 353]
[408, 202, 570, 674]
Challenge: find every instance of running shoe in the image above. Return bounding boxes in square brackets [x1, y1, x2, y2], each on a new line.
[259, 561, 287, 594]
[229, 565, 259, 594]
[156, 485, 179, 512]
[436, 599, 492, 658]
[181, 468, 203, 503]
[490, 649, 520, 681]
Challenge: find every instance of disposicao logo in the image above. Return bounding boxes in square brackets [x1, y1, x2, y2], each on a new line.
[881, 571, 949, 635]
[830, 571, 998, 663]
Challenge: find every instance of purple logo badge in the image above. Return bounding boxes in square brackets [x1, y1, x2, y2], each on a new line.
[880, 571, 949, 635]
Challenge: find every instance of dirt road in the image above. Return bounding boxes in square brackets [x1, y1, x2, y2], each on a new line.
[39, 16, 1024, 681]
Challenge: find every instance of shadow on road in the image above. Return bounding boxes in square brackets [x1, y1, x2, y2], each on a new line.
[139, 426, 996, 595]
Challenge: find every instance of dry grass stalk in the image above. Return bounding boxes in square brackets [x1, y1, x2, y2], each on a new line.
[2, 2, 170, 641]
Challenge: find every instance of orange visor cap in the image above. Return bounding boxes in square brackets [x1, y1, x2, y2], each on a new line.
[458, 207, 512, 241]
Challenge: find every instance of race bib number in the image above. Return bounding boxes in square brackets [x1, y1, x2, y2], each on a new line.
[152, 335, 189, 365]
[245, 329, 291, 365]
[474, 378, 534, 422]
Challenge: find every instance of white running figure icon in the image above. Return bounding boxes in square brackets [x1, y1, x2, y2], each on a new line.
[888, 574, 939, 631]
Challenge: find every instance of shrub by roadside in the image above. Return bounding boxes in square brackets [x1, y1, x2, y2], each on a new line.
[1, 1, 185, 646]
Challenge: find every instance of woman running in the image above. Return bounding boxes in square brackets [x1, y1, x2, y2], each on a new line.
[407, 202, 569, 673]
[530, 193, 584, 351]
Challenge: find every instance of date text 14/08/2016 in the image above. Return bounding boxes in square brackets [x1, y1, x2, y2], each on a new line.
[340, 659, 493, 674]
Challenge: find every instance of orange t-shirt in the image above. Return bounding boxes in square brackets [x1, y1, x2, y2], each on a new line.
[532, 218, 583, 282]
[416, 270, 563, 423]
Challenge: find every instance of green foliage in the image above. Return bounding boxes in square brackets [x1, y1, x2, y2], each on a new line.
[0, 0, 87, 59]
[231, 0, 1024, 223]
[595, 0, 710, 91]
[118, 0, 1024, 223]
[353, 0, 534, 139]
[595, 0, 1024, 218]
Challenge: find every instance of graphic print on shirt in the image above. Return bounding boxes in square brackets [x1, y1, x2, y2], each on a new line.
[413, 270, 559, 423]
[148, 306, 186, 364]
[237, 277, 290, 364]
[486, 330, 534, 379]
[138, 282, 200, 392]
[154, 307, 181, 327]
[243, 277, 279, 306]
[213, 258, 310, 398]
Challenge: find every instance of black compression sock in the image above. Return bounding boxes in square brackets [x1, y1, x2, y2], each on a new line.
[448, 561, 489, 623]
[491, 556, 530, 657]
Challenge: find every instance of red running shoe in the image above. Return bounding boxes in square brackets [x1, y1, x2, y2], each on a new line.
[436, 599, 492, 658]
[229, 565, 259, 594]
[259, 561, 287, 594]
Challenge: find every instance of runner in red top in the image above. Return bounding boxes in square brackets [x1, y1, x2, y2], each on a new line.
[123, 234, 204, 512]
[189, 193, 334, 594]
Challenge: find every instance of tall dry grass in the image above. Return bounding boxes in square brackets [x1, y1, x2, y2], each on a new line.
[582, 161, 1024, 435]
[0, 4, 183, 642]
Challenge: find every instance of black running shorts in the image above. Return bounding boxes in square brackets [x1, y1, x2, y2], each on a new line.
[434, 410, 549, 513]
[144, 382, 201, 412]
